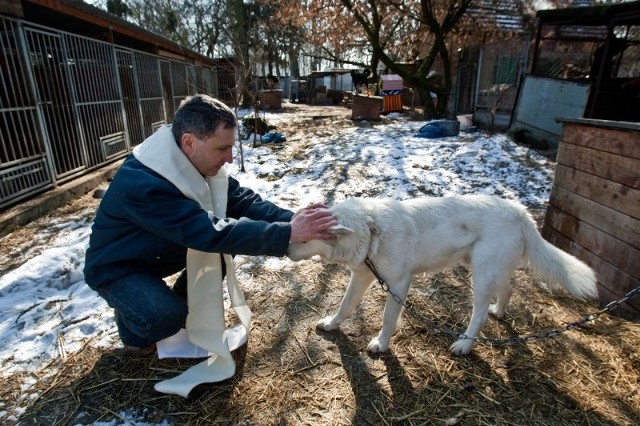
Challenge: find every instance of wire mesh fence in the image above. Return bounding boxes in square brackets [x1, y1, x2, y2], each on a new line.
[0, 15, 235, 210]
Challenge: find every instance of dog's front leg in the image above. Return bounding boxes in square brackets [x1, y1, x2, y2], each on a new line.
[317, 269, 374, 331]
[367, 276, 411, 353]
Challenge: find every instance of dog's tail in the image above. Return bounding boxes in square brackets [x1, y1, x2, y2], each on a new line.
[521, 214, 598, 300]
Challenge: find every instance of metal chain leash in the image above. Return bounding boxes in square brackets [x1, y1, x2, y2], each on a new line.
[364, 257, 640, 346]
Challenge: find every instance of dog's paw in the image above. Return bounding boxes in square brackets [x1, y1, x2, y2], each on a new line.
[488, 303, 505, 318]
[449, 339, 474, 356]
[367, 337, 390, 353]
[316, 316, 340, 331]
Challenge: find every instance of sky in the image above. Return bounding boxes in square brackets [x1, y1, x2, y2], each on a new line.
[0, 109, 555, 424]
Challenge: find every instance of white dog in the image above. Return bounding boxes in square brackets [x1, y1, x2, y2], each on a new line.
[287, 195, 598, 356]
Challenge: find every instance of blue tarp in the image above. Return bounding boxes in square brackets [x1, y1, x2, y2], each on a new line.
[414, 120, 460, 138]
[261, 131, 287, 144]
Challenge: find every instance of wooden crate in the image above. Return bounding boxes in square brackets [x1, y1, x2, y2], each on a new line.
[259, 90, 282, 110]
[542, 118, 640, 319]
[351, 94, 382, 120]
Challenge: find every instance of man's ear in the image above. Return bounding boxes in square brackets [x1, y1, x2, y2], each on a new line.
[328, 225, 354, 237]
[180, 133, 196, 154]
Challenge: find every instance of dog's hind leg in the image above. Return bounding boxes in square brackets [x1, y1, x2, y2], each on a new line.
[450, 276, 509, 356]
[450, 245, 520, 356]
[367, 274, 411, 353]
[488, 283, 513, 318]
[317, 269, 375, 332]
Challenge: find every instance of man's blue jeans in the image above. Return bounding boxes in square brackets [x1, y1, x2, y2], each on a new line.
[97, 271, 188, 347]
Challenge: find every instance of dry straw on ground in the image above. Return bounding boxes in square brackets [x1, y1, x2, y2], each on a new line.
[2, 104, 639, 425]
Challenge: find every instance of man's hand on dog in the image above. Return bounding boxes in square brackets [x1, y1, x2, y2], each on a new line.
[290, 204, 337, 242]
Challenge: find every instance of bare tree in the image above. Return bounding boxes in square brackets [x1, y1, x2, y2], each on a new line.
[103, 0, 578, 117]
[296, 0, 476, 118]
[104, 0, 231, 58]
[288, 0, 546, 118]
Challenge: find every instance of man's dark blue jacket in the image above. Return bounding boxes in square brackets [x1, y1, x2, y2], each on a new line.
[84, 154, 294, 290]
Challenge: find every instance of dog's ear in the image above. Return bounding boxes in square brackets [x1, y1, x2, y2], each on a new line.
[367, 221, 381, 236]
[366, 220, 381, 256]
[328, 225, 354, 237]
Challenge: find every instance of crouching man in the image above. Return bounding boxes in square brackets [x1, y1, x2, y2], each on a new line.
[84, 94, 336, 355]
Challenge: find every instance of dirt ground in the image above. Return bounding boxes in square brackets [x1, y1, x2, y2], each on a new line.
[3, 104, 640, 425]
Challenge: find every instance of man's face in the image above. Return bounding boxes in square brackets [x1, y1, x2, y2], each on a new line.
[181, 125, 235, 177]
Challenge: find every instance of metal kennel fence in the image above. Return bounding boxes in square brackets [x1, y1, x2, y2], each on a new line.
[0, 15, 234, 210]
[475, 35, 530, 116]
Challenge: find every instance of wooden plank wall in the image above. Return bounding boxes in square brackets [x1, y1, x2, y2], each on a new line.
[351, 95, 382, 121]
[0, 0, 23, 17]
[259, 90, 282, 110]
[542, 120, 640, 319]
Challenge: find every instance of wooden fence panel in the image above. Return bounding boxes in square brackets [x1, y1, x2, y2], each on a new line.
[543, 119, 640, 319]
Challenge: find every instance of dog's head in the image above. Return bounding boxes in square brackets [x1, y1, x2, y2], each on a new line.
[287, 199, 381, 265]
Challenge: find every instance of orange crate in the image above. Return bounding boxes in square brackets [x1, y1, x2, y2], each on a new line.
[382, 94, 402, 112]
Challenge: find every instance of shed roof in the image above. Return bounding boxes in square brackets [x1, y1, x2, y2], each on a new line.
[465, 0, 530, 33]
[4, 0, 223, 66]
[537, 1, 640, 26]
[307, 69, 353, 78]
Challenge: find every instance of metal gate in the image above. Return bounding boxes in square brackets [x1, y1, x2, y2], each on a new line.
[160, 59, 175, 120]
[0, 18, 52, 205]
[24, 27, 86, 179]
[134, 52, 166, 141]
[476, 35, 530, 115]
[116, 50, 143, 149]
[171, 61, 189, 112]
[66, 34, 126, 167]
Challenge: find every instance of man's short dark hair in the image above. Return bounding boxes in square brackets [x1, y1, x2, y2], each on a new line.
[171, 94, 237, 145]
